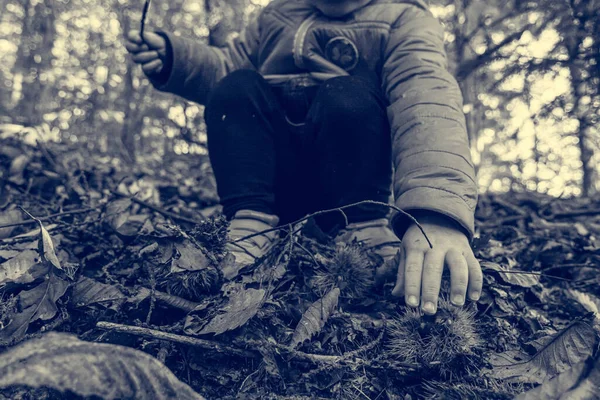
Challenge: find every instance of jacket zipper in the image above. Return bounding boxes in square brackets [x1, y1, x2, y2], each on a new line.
[293, 14, 318, 69]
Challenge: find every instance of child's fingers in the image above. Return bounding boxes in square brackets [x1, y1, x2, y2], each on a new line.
[142, 59, 163, 74]
[400, 249, 425, 308]
[127, 30, 143, 44]
[131, 51, 160, 64]
[141, 31, 166, 51]
[125, 42, 150, 54]
[419, 250, 445, 315]
[392, 247, 406, 297]
[466, 254, 483, 301]
[445, 248, 469, 307]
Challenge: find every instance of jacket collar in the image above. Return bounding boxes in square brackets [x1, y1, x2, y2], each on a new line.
[307, 0, 374, 18]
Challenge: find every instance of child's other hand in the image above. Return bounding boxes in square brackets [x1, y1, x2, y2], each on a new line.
[391, 212, 482, 315]
[125, 30, 167, 75]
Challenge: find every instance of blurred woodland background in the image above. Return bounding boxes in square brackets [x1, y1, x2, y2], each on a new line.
[0, 0, 599, 198]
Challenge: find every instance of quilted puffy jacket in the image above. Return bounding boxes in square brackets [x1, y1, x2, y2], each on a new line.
[148, 0, 478, 238]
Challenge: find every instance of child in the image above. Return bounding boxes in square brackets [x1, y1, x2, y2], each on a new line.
[125, 0, 482, 315]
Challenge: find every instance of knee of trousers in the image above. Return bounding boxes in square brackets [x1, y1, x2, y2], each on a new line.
[312, 76, 387, 122]
[206, 69, 268, 112]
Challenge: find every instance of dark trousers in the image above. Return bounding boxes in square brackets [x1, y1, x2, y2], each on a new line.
[205, 69, 392, 233]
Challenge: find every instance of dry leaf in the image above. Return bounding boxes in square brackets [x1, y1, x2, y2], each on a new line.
[171, 240, 211, 273]
[0, 332, 204, 400]
[0, 209, 22, 239]
[481, 261, 540, 288]
[291, 287, 340, 348]
[490, 321, 598, 383]
[190, 287, 266, 336]
[36, 220, 62, 271]
[71, 277, 127, 310]
[515, 357, 594, 400]
[0, 250, 48, 287]
[567, 289, 600, 318]
[0, 274, 69, 343]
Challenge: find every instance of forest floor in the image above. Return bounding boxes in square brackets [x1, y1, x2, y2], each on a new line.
[0, 131, 599, 400]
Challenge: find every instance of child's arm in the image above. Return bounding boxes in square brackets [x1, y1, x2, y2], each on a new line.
[381, 4, 482, 313]
[127, 14, 261, 105]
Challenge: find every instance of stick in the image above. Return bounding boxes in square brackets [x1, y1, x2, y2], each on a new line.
[232, 200, 433, 249]
[112, 191, 204, 225]
[140, 0, 151, 38]
[0, 207, 99, 231]
[96, 321, 257, 359]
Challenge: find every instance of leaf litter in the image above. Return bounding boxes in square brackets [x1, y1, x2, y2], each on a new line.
[0, 138, 599, 398]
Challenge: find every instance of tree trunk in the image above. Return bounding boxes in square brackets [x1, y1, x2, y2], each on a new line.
[13, 0, 56, 125]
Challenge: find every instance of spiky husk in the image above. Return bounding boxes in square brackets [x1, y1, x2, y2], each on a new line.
[0, 294, 17, 330]
[164, 267, 221, 301]
[387, 298, 483, 377]
[422, 379, 522, 400]
[311, 243, 375, 298]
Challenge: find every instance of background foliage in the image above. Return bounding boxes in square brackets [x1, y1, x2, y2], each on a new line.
[0, 0, 599, 197]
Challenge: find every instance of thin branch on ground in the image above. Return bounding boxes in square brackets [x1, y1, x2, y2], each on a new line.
[231, 200, 433, 249]
[96, 321, 256, 358]
[112, 190, 205, 225]
[0, 207, 99, 231]
[482, 267, 573, 282]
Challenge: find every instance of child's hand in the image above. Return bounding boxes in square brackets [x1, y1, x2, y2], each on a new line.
[391, 212, 483, 315]
[125, 30, 168, 75]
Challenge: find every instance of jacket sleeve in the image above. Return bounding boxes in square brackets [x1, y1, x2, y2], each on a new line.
[382, 5, 478, 239]
[146, 13, 261, 105]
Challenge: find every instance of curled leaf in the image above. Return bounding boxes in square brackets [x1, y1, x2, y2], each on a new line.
[291, 287, 340, 348]
[0, 332, 204, 400]
[37, 220, 62, 271]
[489, 320, 598, 383]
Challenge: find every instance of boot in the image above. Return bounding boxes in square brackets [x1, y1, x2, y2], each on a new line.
[334, 218, 402, 263]
[223, 210, 280, 278]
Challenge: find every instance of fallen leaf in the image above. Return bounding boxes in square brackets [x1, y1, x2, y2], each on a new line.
[8, 154, 30, 185]
[0, 250, 21, 260]
[0, 332, 204, 400]
[0, 274, 69, 343]
[481, 261, 540, 288]
[190, 287, 266, 336]
[567, 289, 600, 318]
[36, 220, 62, 271]
[291, 287, 340, 348]
[514, 357, 593, 400]
[0, 209, 22, 239]
[171, 240, 210, 273]
[489, 320, 598, 383]
[220, 253, 245, 280]
[71, 277, 127, 310]
[0, 250, 48, 287]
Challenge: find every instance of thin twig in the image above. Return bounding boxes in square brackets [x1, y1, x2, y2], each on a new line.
[483, 268, 573, 282]
[112, 191, 204, 225]
[542, 263, 600, 272]
[96, 321, 256, 358]
[0, 207, 99, 231]
[296, 241, 321, 268]
[231, 200, 433, 249]
[551, 209, 600, 219]
[140, 0, 151, 38]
